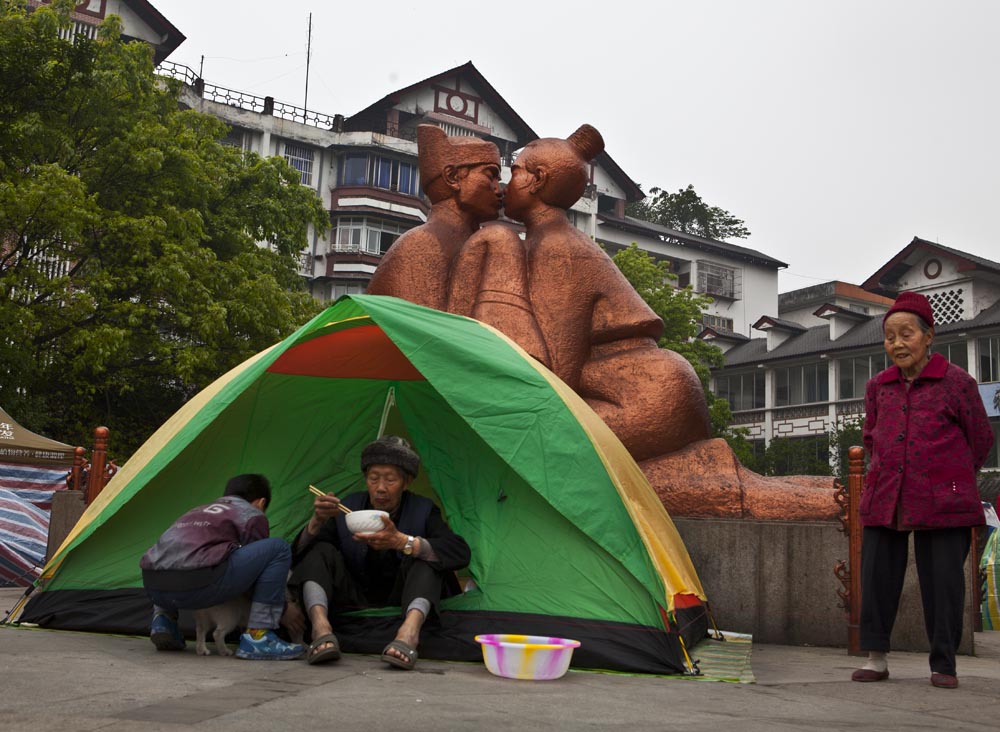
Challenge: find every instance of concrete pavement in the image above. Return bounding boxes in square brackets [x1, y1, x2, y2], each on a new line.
[1, 587, 998, 732]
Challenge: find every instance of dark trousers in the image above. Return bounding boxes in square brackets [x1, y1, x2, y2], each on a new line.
[859, 525, 971, 675]
[146, 537, 291, 629]
[289, 542, 444, 616]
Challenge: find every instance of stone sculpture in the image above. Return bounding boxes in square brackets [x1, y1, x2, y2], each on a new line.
[370, 123, 836, 521]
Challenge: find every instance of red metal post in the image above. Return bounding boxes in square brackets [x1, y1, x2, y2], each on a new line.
[846, 445, 864, 655]
[85, 426, 109, 505]
[68, 446, 87, 492]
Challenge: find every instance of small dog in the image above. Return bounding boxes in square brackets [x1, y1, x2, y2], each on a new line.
[193, 595, 251, 656]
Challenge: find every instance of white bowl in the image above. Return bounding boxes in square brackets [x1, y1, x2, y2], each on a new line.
[474, 634, 581, 680]
[345, 509, 389, 534]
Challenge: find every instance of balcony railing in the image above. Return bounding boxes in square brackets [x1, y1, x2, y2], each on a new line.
[156, 61, 339, 130]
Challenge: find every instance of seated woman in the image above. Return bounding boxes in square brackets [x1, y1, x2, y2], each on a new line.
[289, 436, 471, 669]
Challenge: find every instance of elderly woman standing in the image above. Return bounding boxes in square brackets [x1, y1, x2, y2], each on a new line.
[852, 291, 993, 688]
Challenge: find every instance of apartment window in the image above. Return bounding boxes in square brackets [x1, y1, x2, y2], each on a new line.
[364, 220, 407, 255]
[221, 126, 250, 151]
[932, 341, 969, 373]
[980, 337, 1000, 383]
[838, 353, 888, 400]
[343, 155, 368, 186]
[775, 362, 829, 406]
[335, 217, 365, 252]
[339, 154, 417, 194]
[331, 283, 365, 300]
[332, 217, 409, 255]
[696, 261, 741, 300]
[283, 142, 314, 185]
[715, 371, 764, 412]
[703, 314, 734, 332]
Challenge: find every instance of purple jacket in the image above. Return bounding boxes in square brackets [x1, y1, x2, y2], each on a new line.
[140, 496, 269, 589]
[861, 352, 992, 529]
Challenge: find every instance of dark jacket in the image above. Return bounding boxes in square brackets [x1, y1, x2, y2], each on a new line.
[298, 491, 470, 600]
[861, 353, 993, 529]
[140, 495, 268, 590]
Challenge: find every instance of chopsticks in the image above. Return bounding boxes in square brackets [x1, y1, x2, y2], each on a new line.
[308, 484, 352, 514]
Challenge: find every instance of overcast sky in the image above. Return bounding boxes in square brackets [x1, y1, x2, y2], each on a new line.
[153, 0, 999, 293]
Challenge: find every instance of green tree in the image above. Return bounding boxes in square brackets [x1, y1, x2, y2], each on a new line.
[626, 184, 751, 241]
[761, 436, 832, 477]
[611, 244, 722, 388]
[0, 1, 328, 457]
[828, 416, 865, 482]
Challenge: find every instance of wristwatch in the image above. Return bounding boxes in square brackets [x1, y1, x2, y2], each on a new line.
[403, 535, 415, 555]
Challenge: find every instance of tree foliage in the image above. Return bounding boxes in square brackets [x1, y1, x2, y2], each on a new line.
[761, 436, 832, 477]
[626, 184, 751, 241]
[611, 244, 722, 387]
[0, 1, 328, 457]
[828, 416, 865, 482]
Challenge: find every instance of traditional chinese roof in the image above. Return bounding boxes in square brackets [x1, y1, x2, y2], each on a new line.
[719, 299, 1000, 368]
[862, 236, 1000, 296]
[813, 303, 871, 321]
[752, 316, 808, 333]
[697, 326, 750, 342]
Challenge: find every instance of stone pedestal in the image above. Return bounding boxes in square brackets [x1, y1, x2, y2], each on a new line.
[674, 517, 975, 654]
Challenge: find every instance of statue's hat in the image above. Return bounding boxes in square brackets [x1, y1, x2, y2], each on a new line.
[417, 124, 501, 198]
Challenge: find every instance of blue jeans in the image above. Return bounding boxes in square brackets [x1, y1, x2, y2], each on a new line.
[146, 537, 290, 629]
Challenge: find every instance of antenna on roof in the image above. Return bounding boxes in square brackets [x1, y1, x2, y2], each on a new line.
[304, 13, 313, 111]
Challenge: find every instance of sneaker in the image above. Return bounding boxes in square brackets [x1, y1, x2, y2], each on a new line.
[150, 613, 186, 651]
[235, 630, 306, 661]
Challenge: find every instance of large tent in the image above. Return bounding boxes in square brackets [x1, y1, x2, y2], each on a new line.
[17, 295, 709, 673]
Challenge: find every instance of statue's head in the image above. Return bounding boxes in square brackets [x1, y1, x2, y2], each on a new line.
[504, 124, 605, 221]
[417, 125, 503, 223]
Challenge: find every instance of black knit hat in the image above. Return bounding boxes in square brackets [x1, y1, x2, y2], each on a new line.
[361, 435, 420, 478]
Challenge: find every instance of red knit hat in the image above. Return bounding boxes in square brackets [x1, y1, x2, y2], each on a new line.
[883, 291, 934, 328]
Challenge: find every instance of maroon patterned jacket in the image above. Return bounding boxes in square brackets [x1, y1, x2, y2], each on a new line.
[861, 352, 993, 529]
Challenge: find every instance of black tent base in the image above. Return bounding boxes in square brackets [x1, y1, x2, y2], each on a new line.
[20, 588, 708, 675]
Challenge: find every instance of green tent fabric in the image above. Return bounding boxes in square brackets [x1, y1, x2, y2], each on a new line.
[18, 295, 709, 673]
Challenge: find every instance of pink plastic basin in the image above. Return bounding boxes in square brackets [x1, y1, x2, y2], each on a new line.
[474, 634, 581, 680]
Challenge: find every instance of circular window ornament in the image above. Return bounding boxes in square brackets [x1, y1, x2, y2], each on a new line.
[447, 93, 468, 116]
[923, 258, 942, 279]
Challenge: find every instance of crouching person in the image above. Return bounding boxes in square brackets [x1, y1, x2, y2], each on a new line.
[139, 474, 305, 660]
[289, 436, 471, 669]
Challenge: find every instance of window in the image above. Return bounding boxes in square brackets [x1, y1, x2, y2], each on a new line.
[775, 362, 829, 406]
[332, 217, 410, 255]
[331, 283, 365, 300]
[696, 261, 741, 300]
[715, 371, 764, 412]
[335, 217, 364, 252]
[838, 353, 888, 400]
[703, 314, 734, 332]
[343, 155, 368, 186]
[339, 154, 417, 194]
[932, 342, 969, 373]
[980, 337, 1000, 383]
[283, 142, 314, 185]
[221, 126, 250, 151]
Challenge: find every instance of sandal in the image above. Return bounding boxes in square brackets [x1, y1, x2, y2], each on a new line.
[307, 633, 341, 665]
[381, 639, 418, 670]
